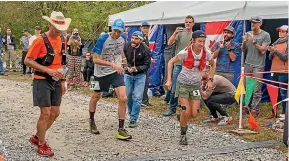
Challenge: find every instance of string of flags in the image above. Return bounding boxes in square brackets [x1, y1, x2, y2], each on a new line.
[234, 73, 288, 131]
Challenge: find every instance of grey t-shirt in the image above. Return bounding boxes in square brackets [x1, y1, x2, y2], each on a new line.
[20, 35, 31, 51]
[92, 33, 126, 77]
[245, 30, 271, 67]
[177, 48, 212, 85]
[174, 31, 192, 65]
[204, 75, 236, 98]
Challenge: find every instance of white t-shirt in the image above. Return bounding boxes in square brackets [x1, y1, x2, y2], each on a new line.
[29, 35, 38, 48]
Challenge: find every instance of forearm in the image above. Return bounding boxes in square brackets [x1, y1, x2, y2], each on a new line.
[212, 48, 220, 59]
[241, 43, 246, 53]
[24, 57, 49, 73]
[167, 33, 177, 46]
[166, 61, 174, 82]
[93, 55, 114, 67]
[273, 51, 288, 61]
[254, 44, 267, 54]
[209, 61, 216, 78]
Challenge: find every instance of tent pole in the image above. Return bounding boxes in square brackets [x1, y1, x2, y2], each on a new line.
[238, 20, 246, 130]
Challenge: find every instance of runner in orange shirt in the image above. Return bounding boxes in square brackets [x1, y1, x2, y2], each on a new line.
[24, 11, 71, 157]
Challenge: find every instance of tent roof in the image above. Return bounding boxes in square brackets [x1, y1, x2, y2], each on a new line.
[108, 1, 288, 26]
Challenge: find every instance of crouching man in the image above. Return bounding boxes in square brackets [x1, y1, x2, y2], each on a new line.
[200, 65, 236, 126]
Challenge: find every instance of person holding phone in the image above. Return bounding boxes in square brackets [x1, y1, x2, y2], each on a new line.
[268, 25, 288, 118]
[163, 15, 195, 117]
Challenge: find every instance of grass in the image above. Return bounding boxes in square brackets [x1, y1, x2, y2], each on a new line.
[1, 72, 288, 156]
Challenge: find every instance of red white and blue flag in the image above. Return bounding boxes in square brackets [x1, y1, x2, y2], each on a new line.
[205, 21, 230, 50]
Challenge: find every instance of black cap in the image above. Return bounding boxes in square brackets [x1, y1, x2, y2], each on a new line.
[22, 29, 28, 33]
[35, 26, 41, 30]
[192, 30, 206, 38]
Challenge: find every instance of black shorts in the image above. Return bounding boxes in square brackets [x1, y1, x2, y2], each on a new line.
[33, 79, 62, 107]
[94, 72, 125, 92]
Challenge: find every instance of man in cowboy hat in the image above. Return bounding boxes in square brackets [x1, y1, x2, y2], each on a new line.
[89, 18, 132, 140]
[24, 11, 71, 157]
[212, 26, 241, 82]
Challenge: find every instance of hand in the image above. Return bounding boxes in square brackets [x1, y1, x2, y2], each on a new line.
[112, 64, 124, 74]
[127, 67, 134, 73]
[206, 80, 213, 89]
[267, 46, 276, 53]
[61, 81, 67, 96]
[46, 68, 64, 80]
[165, 80, 172, 90]
[218, 42, 224, 49]
[174, 27, 183, 35]
[131, 67, 137, 72]
[247, 32, 254, 43]
[242, 35, 247, 43]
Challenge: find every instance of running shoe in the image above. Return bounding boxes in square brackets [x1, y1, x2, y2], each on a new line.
[37, 143, 54, 157]
[89, 119, 100, 134]
[29, 135, 39, 146]
[115, 128, 132, 140]
[179, 135, 188, 145]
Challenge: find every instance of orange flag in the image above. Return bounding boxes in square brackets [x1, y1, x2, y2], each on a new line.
[248, 112, 260, 131]
[266, 84, 279, 116]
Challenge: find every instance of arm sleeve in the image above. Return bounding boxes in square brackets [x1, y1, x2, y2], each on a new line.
[92, 34, 108, 55]
[176, 49, 188, 61]
[262, 33, 271, 46]
[136, 46, 151, 72]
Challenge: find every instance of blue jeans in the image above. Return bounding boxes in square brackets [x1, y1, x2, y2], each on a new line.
[272, 73, 288, 114]
[125, 73, 146, 121]
[0, 48, 3, 74]
[168, 65, 182, 111]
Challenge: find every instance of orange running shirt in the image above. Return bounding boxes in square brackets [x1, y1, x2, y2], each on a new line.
[26, 35, 65, 79]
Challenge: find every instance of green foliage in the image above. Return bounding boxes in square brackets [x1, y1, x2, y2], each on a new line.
[0, 1, 151, 48]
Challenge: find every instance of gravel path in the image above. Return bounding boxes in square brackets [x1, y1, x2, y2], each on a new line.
[0, 79, 286, 161]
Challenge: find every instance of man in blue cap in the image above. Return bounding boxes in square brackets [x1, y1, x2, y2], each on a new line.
[140, 21, 152, 107]
[89, 18, 132, 140]
[123, 31, 151, 128]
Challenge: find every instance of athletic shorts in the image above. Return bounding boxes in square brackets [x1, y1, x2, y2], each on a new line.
[33, 79, 62, 107]
[94, 72, 125, 92]
[175, 82, 201, 100]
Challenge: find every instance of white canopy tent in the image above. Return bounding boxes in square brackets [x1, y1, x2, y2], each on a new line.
[108, 1, 288, 26]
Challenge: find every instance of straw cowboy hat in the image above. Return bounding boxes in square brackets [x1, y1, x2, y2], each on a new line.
[42, 11, 71, 31]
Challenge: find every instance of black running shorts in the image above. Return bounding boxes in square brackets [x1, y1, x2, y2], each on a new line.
[33, 79, 62, 107]
[94, 72, 125, 92]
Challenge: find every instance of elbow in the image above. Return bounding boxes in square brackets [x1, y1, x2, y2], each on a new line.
[24, 58, 29, 66]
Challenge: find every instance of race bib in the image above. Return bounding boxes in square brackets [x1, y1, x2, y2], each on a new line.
[193, 90, 200, 97]
[90, 80, 100, 91]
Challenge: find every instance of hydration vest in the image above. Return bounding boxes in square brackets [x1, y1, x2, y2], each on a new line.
[183, 46, 207, 70]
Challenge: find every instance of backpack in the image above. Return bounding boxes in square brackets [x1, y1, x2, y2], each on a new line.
[34, 33, 66, 78]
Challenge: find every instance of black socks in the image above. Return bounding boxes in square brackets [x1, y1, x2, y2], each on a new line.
[119, 119, 124, 129]
[89, 111, 95, 121]
[181, 126, 188, 135]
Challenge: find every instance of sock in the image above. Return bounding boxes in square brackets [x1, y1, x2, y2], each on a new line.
[180, 126, 187, 135]
[119, 119, 125, 129]
[89, 111, 95, 121]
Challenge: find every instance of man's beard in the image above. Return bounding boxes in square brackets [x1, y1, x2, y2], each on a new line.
[224, 36, 232, 42]
[131, 42, 140, 48]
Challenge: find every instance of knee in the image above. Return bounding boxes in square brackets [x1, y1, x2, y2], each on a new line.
[50, 110, 60, 120]
[91, 92, 101, 102]
[118, 94, 127, 103]
[40, 110, 51, 120]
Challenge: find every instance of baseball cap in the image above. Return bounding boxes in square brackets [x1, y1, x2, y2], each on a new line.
[192, 30, 206, 38]
[132, 31, 144, 40]
[276, 25, 288, 32]
[22, 29, 28, 33]
[112, 18, 125, 32]
[141, 21, 150, 27]
[223, 26, 235, 34]
[250, 16, 262, 24]
[35, 26, 41, 30]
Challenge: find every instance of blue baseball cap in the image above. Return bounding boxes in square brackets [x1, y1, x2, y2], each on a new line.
[132, 31, 144, 40]
[141, 21, 150, 27]
[112, 18, 125, 32]
[192, 30, 206, 38]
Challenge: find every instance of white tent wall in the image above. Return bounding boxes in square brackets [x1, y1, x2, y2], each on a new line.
[108, 1, 288, 26]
